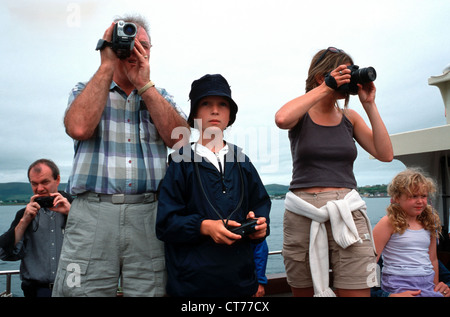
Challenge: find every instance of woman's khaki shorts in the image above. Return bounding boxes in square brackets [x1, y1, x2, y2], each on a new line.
[282, 190, 377, 290]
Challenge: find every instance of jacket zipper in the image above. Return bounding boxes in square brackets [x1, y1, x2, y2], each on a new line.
[216, 153, 226, 194]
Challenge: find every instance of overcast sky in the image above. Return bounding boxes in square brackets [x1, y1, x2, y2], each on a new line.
[1, 0, 449, 187]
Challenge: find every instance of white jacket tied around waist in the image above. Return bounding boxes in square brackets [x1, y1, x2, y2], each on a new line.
[284, 189, 375, 297]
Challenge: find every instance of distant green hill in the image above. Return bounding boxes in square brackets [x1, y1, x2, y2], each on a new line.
[264, 184, 289, 196]
[0, 183, 68, 204]
[264, 183, 388, 198]
[1, 182, 289, 203]
[0, 183, 291, 203]
[0, 182, 386, 204]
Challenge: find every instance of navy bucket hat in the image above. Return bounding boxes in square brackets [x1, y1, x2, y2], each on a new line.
[187, 74, 238, 128]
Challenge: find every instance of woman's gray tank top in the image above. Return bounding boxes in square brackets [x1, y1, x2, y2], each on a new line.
[288, 112, 357, 190]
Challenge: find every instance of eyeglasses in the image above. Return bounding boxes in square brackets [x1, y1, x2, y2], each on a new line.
[313, 47, 345, 67]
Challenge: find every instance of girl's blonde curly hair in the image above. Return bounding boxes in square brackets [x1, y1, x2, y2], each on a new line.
[387, 168, 441, 237]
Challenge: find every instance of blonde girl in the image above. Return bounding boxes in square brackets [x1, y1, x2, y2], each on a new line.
[373, 168, 443, 297]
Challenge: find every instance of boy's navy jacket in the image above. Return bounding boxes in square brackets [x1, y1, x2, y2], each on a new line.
[156, 143, 271, 297]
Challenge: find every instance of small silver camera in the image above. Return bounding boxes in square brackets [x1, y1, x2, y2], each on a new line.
[111, 20, 137, 59]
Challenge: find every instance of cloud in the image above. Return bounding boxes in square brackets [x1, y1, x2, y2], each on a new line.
[1, 0, 449, 186]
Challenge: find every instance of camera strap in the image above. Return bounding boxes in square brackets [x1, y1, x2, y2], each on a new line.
[193, 144, 244, 228]
[95, 39, 113, 51]
[324, 72, 338, 90]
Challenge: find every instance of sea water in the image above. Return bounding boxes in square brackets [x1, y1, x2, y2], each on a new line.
[0, 197, 390, 296]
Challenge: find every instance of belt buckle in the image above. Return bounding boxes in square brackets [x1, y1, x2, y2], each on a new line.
[111, 194, 125, 204]
[144, 193, 156, 203]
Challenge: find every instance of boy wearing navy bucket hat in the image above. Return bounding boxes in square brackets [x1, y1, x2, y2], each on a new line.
[156, 74, 271, 297]
[187, 74, 238, 127]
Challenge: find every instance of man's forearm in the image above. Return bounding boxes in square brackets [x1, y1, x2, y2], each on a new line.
[14, 218, 30, 246]
[64, 64, 114, 140]
[140, 86, 190, 148]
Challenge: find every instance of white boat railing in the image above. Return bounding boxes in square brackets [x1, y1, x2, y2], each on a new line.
[0, 270, 19, 297]
[0, 251, 284, 297]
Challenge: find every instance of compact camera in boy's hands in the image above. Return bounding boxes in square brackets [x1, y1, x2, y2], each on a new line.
[35, 196, 55, 208]
[229, 218, 259, 237]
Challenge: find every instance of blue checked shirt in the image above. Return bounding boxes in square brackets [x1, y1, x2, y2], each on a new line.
[66, 81, 186, 195]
